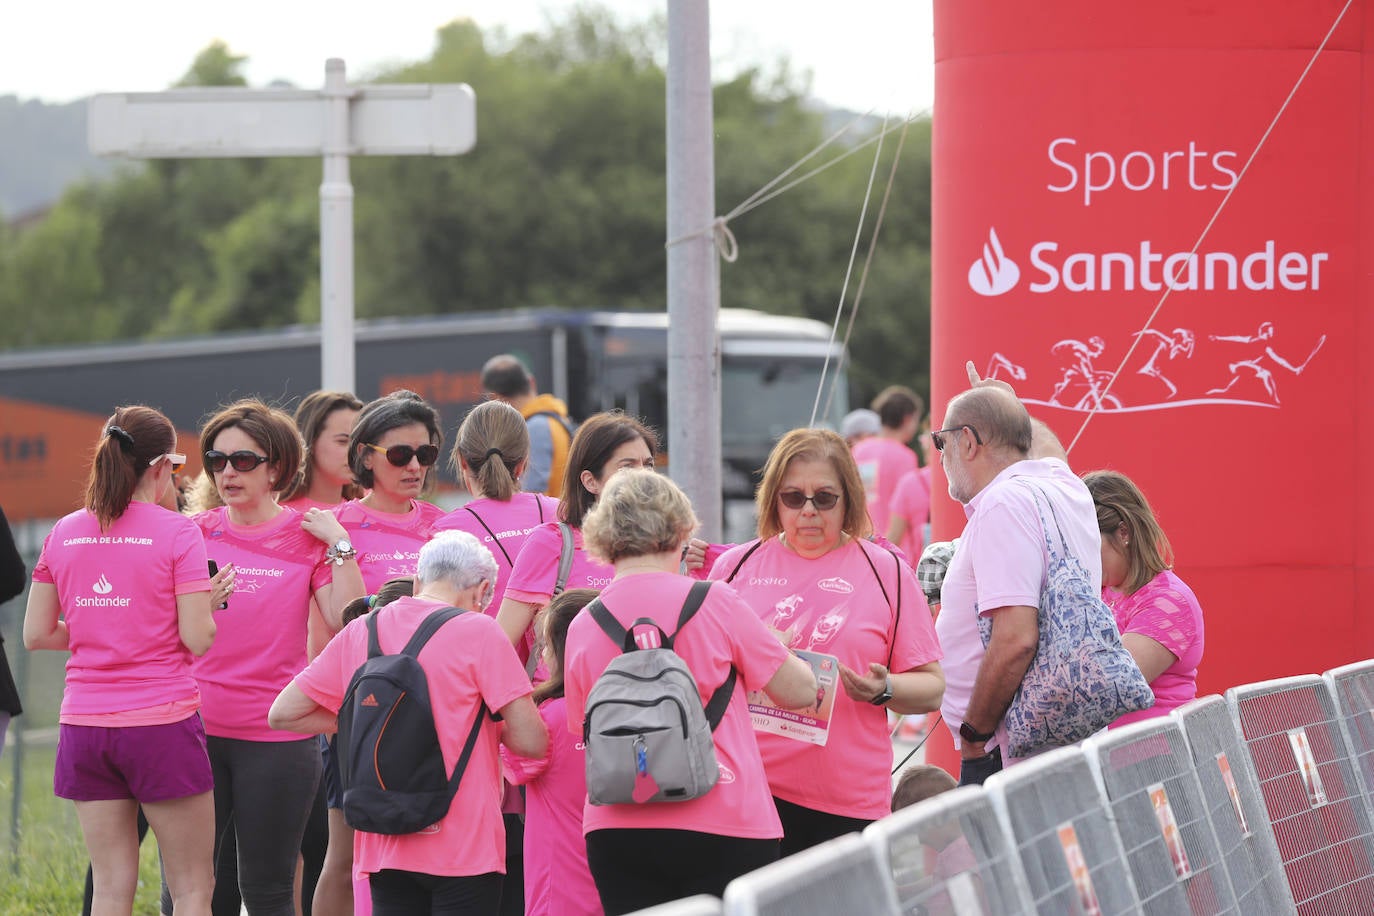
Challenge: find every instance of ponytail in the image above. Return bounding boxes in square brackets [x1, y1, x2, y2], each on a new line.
[85, 406, 176, 530]
[452, 401, 529, 502]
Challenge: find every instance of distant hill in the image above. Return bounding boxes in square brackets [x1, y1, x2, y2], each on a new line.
[0, 95, 116, 219]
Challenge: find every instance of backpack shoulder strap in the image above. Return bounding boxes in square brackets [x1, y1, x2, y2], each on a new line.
[400, 607, 466, 658]
[672, 580, 736, 731]
[463, 506, 512, 566]
[553, 522, 575, 595]
[364, 612, 384, 658]
[445, 698, 491, 796]
[587, 596, 631, 651]
[664, 580, 712, 650]
[723, 538, 764, 584]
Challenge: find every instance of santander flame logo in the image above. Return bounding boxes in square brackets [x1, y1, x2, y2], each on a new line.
[92, 574, 113, 595]
[968, 227, 1020, 296]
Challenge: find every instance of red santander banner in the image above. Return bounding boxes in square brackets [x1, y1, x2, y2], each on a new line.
[931, 0, 1369, 696]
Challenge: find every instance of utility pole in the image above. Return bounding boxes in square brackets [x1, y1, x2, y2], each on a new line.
[666, 0, 723, 540]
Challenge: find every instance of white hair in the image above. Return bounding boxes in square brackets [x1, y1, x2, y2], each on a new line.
[416, 530, 498, 592]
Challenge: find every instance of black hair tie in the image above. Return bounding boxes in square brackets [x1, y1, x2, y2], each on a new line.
[105, 425, 135, 452]
[484, 448, 504, 463]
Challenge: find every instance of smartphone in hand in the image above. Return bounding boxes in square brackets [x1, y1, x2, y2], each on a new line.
[208, 559, 228, 610]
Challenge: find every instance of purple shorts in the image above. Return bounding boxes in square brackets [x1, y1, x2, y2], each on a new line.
[54, 714, 214, 802]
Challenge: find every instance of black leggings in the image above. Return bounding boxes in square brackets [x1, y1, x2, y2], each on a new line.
[370, 869, 503, 915]
[159, 735, 321, 916]
[773, 797, 873, 858]
[585, 828, 780, 915]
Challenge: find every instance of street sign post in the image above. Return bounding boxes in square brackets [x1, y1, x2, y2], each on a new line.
[88, 59, 476, 392]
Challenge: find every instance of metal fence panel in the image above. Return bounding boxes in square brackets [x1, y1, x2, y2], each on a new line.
[626, 895, 723, 916]
[985, 745, 1142, 915]
[721, 833, 899, 916]
[1323, 660, 1374, 815]
[863, 784, 1035, 915]
[1227, 675, 1374, 913]
[1085, 717, 1237, 914]
[1173, 695, 1296, 914]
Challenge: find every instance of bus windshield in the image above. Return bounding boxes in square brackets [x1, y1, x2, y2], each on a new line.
[721, 357, 848, 449]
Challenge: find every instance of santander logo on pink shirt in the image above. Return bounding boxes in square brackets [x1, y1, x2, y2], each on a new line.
[77, 573, 130, 607]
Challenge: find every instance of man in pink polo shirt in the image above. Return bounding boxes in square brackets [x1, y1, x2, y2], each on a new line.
[933, 383, 1101, 786]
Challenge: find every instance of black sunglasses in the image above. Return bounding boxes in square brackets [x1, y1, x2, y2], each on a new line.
[930, 425, 984, 452]
[204, 450, 270, 473]
[778, 490, 841, 511]
[365, 443, 440, 468]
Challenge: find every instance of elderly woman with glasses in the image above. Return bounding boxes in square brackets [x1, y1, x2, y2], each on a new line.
[24, 406, 218, 915]
[1084, 469, 1204, 726]
[186, 398, 365, 916]
[709, 427, 944, 856]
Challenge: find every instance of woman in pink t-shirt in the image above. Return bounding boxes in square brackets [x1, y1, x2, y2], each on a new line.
[24, 406, 219, 915]
[566, 470, 817, 915]
[269, 530, 548, 916]
[325, 389, 446, 915]
[1085, 470, 1204, 726]
[191, 399, 365, 916]
[710, 427, 945, 856]
[435, 399, 560, 915]
[501, 587, 603, 916]
[274, 390, 363, 916]
[496, 411, 656, 650]
[435, 400, 559, 630]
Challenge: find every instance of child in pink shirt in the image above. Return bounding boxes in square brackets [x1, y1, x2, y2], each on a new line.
[502, 588, 603, 916]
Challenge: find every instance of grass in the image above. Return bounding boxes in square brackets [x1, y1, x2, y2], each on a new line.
[0, 742, 166, 915]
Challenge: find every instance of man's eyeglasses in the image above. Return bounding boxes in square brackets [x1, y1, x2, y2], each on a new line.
[204, 450, 270, 473]
[778, 490, 841, 511]
[149, 452, 187, 473]
[930, 425, 984, 452]
[365, 443, 440, 468]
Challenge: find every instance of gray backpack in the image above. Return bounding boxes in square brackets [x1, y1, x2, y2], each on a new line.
[583, 580, 736, 805]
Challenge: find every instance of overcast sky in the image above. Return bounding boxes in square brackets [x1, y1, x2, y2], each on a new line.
[0, 1, 934, 114]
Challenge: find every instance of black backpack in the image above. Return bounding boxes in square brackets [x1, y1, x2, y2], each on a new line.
[336, 607, 488, 835]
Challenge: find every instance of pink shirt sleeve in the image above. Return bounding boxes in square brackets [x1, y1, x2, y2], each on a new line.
[1118, 576, 1201, 660]
[886, 551, 943, 672]
[172, 521, 211, 596]
[293, 619, 358, 713]
[506, 525, 560, 604]
[967, 497, 1044, 615]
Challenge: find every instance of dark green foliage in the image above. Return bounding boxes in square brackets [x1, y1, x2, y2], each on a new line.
[0, 7, 932, 410]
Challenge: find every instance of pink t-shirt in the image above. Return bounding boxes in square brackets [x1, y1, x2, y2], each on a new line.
[293, 596, 533, 878]
[851, 437, 918, 536]
[434, 493, 560, 615]
[501, 696, 601, 916]
[565, 572, 790, 838]
[332, 499, 444, 593]
[192, 507, 332, 741]
[935, 459, 1100, 756]
[506, 522, 615, 606]
[710, 537, 940, 820]
[1106, 569, 1204, 727]
[889, 467, 931, 560]
[32, 502, 210, 722]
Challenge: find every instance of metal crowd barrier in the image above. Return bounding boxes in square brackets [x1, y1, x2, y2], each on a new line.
[1227, 675, 1374, 912]
[1084, 717, 1237, 913]
[985, 745, 1143, 914]
[864, 783, 1035, 914]
[721, 832, 900, 916]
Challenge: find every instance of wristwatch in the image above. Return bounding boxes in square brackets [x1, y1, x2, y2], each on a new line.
[325, 538, 357, 566]
[869, 676, 893, 706]
[959, 720, 996, 744]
